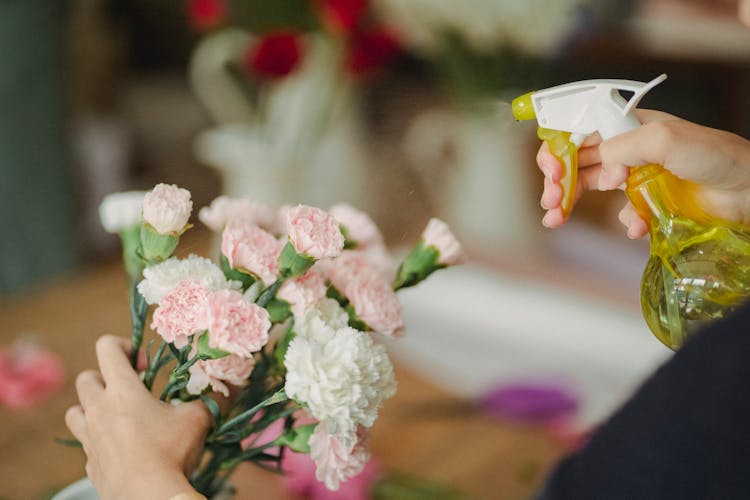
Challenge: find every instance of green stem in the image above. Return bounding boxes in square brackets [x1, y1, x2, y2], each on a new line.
[219, 441, 281, 471]
[128, 279, 148, 368]
[213, 390, 287, 437]
[256, 280, 282, 308]
[159, 354, 205, 401]
[143, 340, 170, 391]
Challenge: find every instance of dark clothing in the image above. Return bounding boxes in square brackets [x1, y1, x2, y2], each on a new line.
[537, 302, 750, 500]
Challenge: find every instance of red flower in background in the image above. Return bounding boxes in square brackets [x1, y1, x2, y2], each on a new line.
[187, 0, 228, 31]
[345, 27, 400, 78]
[245, 31, 305, 79]
[317, 0, 370, 36]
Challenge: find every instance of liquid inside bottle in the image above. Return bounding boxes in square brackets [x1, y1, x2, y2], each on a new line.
[627, 165, 750, 349]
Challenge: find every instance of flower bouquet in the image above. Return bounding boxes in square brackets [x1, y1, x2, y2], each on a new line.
[94, 183, 462, 496]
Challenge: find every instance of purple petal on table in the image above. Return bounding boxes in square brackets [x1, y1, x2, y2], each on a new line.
[477, 382, 580, 423]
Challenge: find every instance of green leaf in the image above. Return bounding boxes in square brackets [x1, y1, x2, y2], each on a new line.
[393, 241, 442, 290]
[220, 255, 257, 290]
[266, 298, 292, 323]
[278, 241, 315, 279]
[273, 324, 296, 369]
[280, 423, 317, 453]
[200, 395, 222, 429]
[326, 285, 348, 305]
[345, 304, 369, 332]
[54, 437, 82, 448]
[197, 331, 230, 359]
[119, 225, 145, 280]
[340, 224, 358, 250]
[140, 224, 179, 262]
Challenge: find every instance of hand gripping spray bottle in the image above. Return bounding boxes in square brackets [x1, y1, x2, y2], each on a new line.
[512, 74, 750, 349]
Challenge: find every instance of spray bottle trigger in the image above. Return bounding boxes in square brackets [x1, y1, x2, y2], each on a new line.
[621, 74, 667, 116]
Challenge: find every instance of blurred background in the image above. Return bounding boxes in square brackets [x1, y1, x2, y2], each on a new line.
[1, 0, 750, 498]
[1, 0, 749, 295]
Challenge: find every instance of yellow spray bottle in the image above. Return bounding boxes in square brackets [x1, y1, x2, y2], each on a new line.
[512, 74, 750, 349]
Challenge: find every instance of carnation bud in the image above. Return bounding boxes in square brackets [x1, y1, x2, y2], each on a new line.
[142, 183, 193, 235]
[393, 218, 463, 290]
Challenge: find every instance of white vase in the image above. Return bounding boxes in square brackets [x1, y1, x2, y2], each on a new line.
[190, 31, 370, 212]
[404, 104, 540, 252]
[51, 478, 98, 500]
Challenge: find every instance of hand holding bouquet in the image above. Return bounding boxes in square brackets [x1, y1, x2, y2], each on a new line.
[83, 184, 462, 497]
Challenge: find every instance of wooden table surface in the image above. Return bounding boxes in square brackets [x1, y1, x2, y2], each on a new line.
[0, 247, 570, 500]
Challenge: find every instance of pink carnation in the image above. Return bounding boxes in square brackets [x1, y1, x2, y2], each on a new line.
[187, 353, 255, 397]
[329, 203, 383, 249]
[287, 205, 345, 260]
[271, 205, 293, 236]
[151, 280, 209, 348]
[221, 221, 282, 286]
[326, 251, 381, 294]
[283, 449, 380, 500]
[344, 274, 403, 337]
[421, 218, 464, 266]
[0, 340, 65, 409]
[277, 267, 328, 317]
[142, 183, 193, 234]
[198, 196, 275, 232]
[309, 422, 371, 491]
[206, 289, 270, 357]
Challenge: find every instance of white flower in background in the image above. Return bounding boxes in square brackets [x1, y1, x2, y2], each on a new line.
[198, 195, 275, 232]
[142, 183, 193, 234]
[329, 203, 384, 249]
[98, 191, 147, 234]
[374, 0, 584, 55]
[285, 301, 397, 435]
[309, 421, 371, 491]
[137, 254, 240, 305]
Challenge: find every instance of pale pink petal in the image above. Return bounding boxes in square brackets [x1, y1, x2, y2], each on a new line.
[221, 221, 282, 286]
[421, 218, 464, 265]
[142, 183, 192, 234]
[287, 205, 345, 260]
[150, 280, 210, 345]
[206, 289, 270, 357]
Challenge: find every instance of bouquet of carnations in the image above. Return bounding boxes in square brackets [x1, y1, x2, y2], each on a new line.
[97, 183, 462, 497]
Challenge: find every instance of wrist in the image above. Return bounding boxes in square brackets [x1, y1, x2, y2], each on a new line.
[109, 466, 199, 500]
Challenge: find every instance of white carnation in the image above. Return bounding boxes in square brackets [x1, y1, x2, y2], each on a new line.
[98, 191, 146, 234]
[285, 304, 397, 435]
[293, 298, 350, 340]
[137, 254, 240, 304]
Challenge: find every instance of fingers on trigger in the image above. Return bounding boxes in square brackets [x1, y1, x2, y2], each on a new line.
[598, 165, 630, 191]
[542, 207, 565, 228]
[541, 177, 562, 209]
[618, 203, 648, 239]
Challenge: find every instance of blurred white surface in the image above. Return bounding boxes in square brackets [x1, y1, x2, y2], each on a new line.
[390, 263, 672, 427]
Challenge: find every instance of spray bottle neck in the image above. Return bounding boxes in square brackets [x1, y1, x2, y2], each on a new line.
[625, 165, 710, 234]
